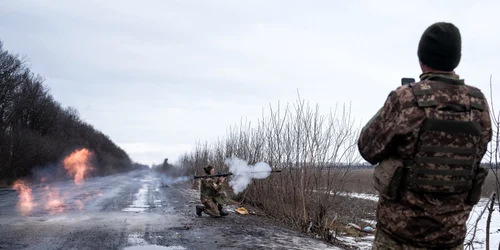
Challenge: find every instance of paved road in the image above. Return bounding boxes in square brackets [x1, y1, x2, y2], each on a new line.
[0, 169, 340, 250]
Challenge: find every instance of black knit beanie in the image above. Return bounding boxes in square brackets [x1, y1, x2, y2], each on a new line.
[204, 165, 214, 174]
[417, 22, 462, 71]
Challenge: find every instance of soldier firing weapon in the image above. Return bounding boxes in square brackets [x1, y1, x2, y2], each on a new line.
[193, 169, 282, 179]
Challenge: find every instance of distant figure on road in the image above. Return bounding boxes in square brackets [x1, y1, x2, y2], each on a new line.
[358, 22, 492, 249]
[196, 165, 229, 217]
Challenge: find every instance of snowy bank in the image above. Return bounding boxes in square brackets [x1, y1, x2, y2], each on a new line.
[465, 196, 500, 249]
[340, 192, 500, 250]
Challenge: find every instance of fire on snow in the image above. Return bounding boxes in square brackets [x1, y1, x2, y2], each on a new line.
[12, 180, 36, 216]
[63, 148, 94, 185]
[11, 148, 98, 216]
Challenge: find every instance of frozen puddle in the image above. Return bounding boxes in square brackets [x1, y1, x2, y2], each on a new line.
[127, 232, 148, 245]
[342, 235, 374, 250]
[123, 183, 150, 212]
[125, 232, 185, 250]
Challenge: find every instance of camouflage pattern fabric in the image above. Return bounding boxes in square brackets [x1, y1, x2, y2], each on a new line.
[358, 72, 492, 248]
[372, 229, 464, 250]
[199, 176, 224, 217]
[214, 192, 228, 205]
[373, 158, 405, 200]
[200, 196, 221, 217]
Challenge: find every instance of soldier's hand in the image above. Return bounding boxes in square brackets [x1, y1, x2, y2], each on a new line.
[220, 177, 225, 182]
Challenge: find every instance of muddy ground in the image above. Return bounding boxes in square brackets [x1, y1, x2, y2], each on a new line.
[0, 169, 344, 250]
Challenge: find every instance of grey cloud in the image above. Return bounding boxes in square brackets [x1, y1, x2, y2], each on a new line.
[1, 0, 499, 164]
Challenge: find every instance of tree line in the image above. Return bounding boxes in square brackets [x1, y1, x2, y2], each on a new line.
[0, 40, 137, 186]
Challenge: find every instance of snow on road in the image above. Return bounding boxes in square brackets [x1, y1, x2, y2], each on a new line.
[122, 183, 150, 212]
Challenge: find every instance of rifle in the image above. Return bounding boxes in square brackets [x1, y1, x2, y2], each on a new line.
[193, 169, 282, 179]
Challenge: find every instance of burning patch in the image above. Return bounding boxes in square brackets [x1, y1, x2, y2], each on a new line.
[12, 180, 37, 215]
[63, 148, 94, 185]
[11, 148, 103, 216]
[44, 185, 66, 214]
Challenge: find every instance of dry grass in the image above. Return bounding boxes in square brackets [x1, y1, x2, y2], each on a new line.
[343, 169, 377, 195]
[177, 95, 367, 243]
[344, 167, 498, 198]
[482, 169, 498, 198]
[178, 80, 500, 245]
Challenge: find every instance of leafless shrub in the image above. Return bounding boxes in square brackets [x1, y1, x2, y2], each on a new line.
[485, 75, 500, 210]
[178, 92, 368, 242]
[465, 75, 500, 249]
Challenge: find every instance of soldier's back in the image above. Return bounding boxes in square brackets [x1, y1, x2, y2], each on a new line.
[377, 74, 492, 248]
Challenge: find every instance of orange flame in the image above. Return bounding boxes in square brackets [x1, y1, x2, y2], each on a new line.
[44, 186, 65, 214]
[12, 180, 36, 216]
[63, 148, 94, 185]
[11, 148, 103, 216]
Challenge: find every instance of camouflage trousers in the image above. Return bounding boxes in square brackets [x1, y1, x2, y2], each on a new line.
[200, 196, 224, 217]
[372, 229, 464, 250]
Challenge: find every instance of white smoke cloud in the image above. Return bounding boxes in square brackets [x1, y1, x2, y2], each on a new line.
[224, 156, 272, 194]
[160, 175, 190, 186]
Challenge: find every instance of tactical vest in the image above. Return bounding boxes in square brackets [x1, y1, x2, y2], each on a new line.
[403, 77, 485, 194]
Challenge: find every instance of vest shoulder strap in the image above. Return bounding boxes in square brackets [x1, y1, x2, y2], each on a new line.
[409, 83, 437, 108]
[466, 87, 486, 111]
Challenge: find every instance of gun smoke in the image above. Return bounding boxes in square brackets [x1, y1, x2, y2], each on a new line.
[160, 175, 190, 186]
[224, 156, 272, 194]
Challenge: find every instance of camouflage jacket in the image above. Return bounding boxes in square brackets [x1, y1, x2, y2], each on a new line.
[200, 177, 223, 199]
[358, 72, 492, 248]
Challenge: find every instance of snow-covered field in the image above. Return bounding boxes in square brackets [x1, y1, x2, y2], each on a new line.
[339, 192, 500, 250]
[465, 196, 500, 249]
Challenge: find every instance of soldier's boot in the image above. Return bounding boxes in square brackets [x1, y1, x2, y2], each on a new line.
[196, 205, 204, 216]
[218, 204, 229, 216]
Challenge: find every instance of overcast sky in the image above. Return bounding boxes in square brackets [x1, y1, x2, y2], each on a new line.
[1, 0, 499, 166]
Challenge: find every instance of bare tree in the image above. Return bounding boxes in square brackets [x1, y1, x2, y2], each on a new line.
[0, 39, 136, 186]
[465, 75, 500, 250]
[178, 91, 362, 243]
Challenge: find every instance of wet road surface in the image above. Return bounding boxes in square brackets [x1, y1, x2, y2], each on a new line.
[0, 169, 340, 250]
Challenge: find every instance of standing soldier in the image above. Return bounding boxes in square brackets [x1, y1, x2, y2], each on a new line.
[358, 22, 492, 249]
[196, 165, 229, 217]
